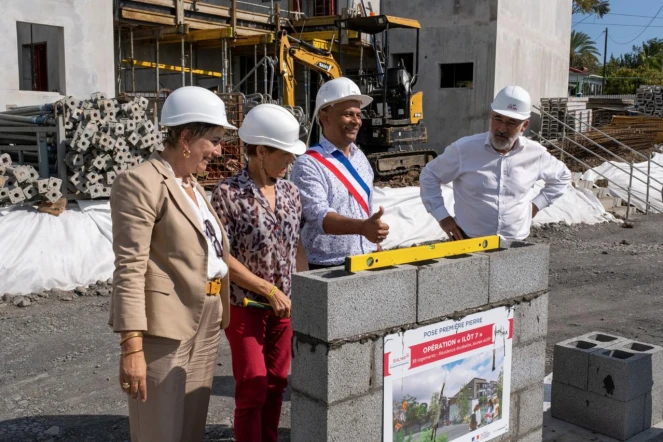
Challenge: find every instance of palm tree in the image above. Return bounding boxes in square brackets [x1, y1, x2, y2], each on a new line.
[573, 0, 610, 17]
[570, 30, 601, 69]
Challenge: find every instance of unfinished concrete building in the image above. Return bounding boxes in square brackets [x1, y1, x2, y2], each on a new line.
[1, 0, 115, 110]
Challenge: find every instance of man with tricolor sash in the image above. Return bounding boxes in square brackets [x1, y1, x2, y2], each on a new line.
[291, 77, 390, 269]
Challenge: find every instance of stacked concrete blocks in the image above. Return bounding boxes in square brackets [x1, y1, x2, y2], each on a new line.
[291, 241, 550, 442]
[0, 153, 63, 205]
[552, 333, 663, 440]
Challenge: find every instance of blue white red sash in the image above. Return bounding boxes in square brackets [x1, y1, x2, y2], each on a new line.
[305, 144, 371, 216]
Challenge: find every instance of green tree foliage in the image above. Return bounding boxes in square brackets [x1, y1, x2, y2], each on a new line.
[457, 387, 470, 421]
[603, 39, 663, 93]
[570, 30, 601, 70]
[573, 0, 610, 17]
[428, 391, 441, 424]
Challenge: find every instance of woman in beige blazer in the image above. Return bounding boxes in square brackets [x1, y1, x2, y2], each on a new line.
[109, 86, 236, 442]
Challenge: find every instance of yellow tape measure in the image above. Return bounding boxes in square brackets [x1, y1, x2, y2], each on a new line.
[344, 235, 500, 273]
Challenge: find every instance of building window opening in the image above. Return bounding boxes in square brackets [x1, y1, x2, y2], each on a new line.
[16, 22, 65, 93]
[440, 62, 473, 88]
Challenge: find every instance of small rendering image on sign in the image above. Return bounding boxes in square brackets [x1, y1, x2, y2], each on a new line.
[384, 307, 513, 442]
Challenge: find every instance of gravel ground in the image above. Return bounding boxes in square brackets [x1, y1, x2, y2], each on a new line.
[1, 214, 662, 441]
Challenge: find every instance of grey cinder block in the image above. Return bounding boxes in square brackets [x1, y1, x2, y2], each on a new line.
[292, 266, 417, 341]
[512, 340, 546, 391]
[292, 339, 372, 404]
[416, 253, 489, 322]
[513, 293, 548, 346]
[518, 383, 544, 435]
[588, 347, 654, 401]
[291, 390, 382, 442]
[517, 427, 542, 442]
[551, 380, 646, 441]
[612, 340, 663, 389]
[645, 386, 663, 427]
[372, 338, 384, 389]
[553, 332, 626, 390]
[488, 242, 549, 303]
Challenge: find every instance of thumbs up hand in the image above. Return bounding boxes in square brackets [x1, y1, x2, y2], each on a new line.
[361, 206, 390, 244]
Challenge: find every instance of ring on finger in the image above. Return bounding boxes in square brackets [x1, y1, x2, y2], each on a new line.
[122, 382, 130, 390]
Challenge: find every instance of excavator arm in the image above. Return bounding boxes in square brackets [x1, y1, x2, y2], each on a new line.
[278, 30, 342, 107]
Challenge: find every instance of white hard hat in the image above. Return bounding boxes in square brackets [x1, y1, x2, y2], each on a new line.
[160, 86, 237, 129]
[491, 85, 531, 120]
[314, 77, 373, 118]
[238, 104, 306, 155]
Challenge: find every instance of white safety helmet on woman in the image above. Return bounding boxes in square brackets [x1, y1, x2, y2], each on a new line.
[160, 86, 237, 129]
[491, 85, 531, 120]
[238, 104, 306, 155]
[314, 77, 373, 118]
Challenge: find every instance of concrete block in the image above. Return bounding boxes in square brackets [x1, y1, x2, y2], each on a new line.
[0, 188, 9, 201]
[8, 187, 25, 204]
[488, 242, 549, 303]
[512, 340, 546, 391]
[588, 347, 654, 401]
[371, 339, 384, 389]
[553, 332, 626, 390]
[644, 386, 663, 428]
[291, 389, 382, 442]
[517, 428, 542, 442]
[22, 185, 37, 200]
[612, 340, 663, 389]
[518, 383, 544, 435]
[0, 153, 11, 166]
[292, 266, 417, 341]
[415, 253, 489, 322]
[292, 339, 372, 403]
[551, 381, 646, 441]
[513, 293, 548, 346]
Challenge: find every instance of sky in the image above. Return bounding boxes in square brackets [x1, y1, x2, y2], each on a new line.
[572, 0, 663, 61]
[392, 350, 505, 405]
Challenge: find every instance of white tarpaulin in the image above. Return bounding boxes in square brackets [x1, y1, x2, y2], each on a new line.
[0, 201, 114, 295]
[375, 182, 615, 249]
[0, 181, 614, 295]
[581, 152, 663, 214]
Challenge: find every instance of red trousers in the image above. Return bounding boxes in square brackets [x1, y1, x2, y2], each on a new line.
[225, 305, 292, 442]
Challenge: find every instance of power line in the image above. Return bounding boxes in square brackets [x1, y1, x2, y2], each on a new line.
[609, 3, 663, 45]
[608, 13, 663, 20]
[573, 22, 663, 28]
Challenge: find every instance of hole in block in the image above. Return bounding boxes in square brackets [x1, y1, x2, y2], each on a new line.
[589, 333, 619, 342]
[604, 350, 634, 360]
[628, 343, 654, 352]
[571, 340, 596, 350]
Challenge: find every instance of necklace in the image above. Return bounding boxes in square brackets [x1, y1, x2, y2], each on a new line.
[180, 178, 191, 188]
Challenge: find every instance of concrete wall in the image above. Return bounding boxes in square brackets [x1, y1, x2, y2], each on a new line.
[0, 0, 115, 109]
[494, 0, 572, 131]
[380, 0, 571, 152]
[291, 241, 551, 442]
[381, 0, 498, 152]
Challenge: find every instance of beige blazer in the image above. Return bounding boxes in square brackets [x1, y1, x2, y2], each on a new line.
[108, 152, 231, 341]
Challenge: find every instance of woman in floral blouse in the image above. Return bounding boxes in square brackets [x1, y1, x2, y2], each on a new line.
[211, 104, 307, 442]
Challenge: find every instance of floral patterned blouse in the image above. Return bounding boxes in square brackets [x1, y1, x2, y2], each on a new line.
[211, 168, 302, 306]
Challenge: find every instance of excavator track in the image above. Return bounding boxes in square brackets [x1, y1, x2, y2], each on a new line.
[367, 149, 438, 178]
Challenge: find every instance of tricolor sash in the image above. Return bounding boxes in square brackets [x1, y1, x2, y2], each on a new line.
[305, 144, 371, 216]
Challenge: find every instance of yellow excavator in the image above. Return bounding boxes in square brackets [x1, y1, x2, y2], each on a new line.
[278, 17, 436, 178]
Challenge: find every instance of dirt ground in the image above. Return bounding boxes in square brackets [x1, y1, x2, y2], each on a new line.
[0, 214, 662, 441]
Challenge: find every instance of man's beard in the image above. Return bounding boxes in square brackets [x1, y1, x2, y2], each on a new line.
[490, 131, 519, 152]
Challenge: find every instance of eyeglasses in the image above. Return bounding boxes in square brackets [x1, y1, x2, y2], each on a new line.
[204, 219, 223, 258]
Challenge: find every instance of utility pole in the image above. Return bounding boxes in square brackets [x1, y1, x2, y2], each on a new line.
[602, 27, 608, 93]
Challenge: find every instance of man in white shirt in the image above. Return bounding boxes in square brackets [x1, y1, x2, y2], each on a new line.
[420, 85, 571, 240]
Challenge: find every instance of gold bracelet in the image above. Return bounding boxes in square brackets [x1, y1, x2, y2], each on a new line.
[120, 332, 143, 346]
[121, 348, 144, 357]
[265, 285, 278, 300]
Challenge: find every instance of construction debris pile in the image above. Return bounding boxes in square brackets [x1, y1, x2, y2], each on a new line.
[636, 85, 663, 116]
[0, 153, 63, 205]
[552, 116, 663, 172]
[62, 92, 162, 198]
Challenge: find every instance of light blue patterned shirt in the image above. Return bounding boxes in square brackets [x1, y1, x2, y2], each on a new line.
[291, 134, 377, 265]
